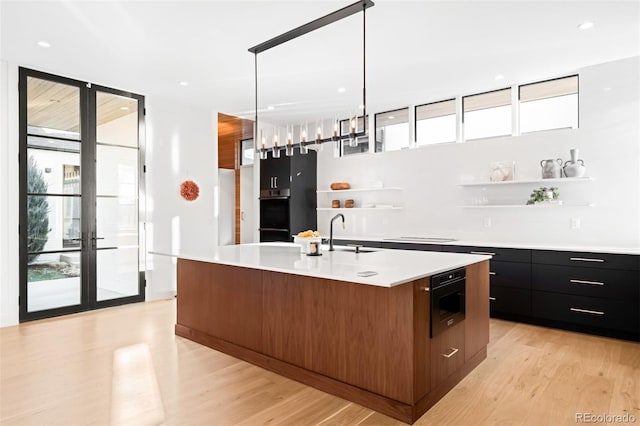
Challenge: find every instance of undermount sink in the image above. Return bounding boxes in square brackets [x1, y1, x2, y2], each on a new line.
[331, 247, 378, 253]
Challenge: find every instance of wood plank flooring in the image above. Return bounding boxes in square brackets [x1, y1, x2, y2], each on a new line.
[1, 299, 638, 425]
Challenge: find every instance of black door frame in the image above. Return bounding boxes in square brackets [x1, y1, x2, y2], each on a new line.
[18, 67, 146, 322]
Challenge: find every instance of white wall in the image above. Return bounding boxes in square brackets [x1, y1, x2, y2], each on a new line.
[145, 96, 217, 301]
[0, 60, 19, 326]
[316, 57, 640, 248]
[0, 61, 218, 326]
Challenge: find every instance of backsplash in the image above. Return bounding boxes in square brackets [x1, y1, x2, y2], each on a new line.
[316, 57, 640, 248]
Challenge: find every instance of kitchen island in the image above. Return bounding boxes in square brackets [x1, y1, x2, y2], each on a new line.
[172, 243, 490, 424]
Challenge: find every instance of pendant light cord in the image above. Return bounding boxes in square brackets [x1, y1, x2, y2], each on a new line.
[362, 4, 366, 127]
[254, 52, 258, 150]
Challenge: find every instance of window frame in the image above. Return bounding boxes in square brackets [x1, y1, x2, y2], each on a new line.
[518, 74, 579, 134]
[374, 107, 410, 153]
[414, 98, 457, 146]
[462, 87, 513, 141]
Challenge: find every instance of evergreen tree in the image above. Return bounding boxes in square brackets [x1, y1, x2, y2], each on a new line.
[27, 155, 49, 262]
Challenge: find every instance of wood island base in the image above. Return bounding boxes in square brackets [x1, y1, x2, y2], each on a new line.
[175, 258, 490, 424]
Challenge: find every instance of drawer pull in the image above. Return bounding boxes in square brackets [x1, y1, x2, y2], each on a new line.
[570, 279, 604, 286]
[489, 297, 496, 301]
[420, 286, 430, 292]
[442, 347, 459, 358]
[570, 307, 604, 316]
[569, 257, 605, 263]
[489, 272, 496, 276]
[471, 251, 495, 256]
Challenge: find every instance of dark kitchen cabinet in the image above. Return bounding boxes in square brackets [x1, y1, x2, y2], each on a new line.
[531, 249, 639, 340]
[441, 245, 532, 320]
[260, 151, 290, 193]
[259, 148, 317, 242]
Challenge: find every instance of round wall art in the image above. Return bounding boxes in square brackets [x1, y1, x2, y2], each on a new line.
[180, 180, 200, 201]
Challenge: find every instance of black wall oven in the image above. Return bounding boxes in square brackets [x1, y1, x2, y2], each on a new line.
[430, 268, 466, 337]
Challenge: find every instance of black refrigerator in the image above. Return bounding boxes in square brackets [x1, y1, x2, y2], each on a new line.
[259, 147, 317, 242]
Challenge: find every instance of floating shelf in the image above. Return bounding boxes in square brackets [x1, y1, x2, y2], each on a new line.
[317, 187, 403, 193]
[457, 177, 594, 187]
[460, 203, 595, 208]
[317, 207, 403, 211]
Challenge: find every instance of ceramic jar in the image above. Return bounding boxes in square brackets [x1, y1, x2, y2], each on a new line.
[563, 148, 587, 178]
[540, 158, 563, 179]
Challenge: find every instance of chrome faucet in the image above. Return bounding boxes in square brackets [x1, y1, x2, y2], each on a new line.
[329, 213, 345, 251]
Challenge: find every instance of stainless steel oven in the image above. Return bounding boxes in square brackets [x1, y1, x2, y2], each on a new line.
[430, 268, 466, 337]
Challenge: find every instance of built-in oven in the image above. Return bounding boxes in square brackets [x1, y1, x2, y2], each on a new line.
[430, 267, 466, 337]
[259, 195, 291, 242]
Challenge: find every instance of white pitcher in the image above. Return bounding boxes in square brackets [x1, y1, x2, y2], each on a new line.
[540, 158, 563, 179]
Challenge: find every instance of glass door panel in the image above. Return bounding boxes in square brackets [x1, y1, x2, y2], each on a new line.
[26, 196, 82, 311]
[96, 247, 139, 301]
[24, 76, 83, 314]
[95, 90, 140, 304]
[20, 69, 144, 321]
[96, 145, 138, 197]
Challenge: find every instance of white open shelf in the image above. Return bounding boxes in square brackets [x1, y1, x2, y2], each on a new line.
[317, 187, 403, 193]
[461, 203, 595, 208]
[457, 177, 594, 187]
[317, 207, 403, 211]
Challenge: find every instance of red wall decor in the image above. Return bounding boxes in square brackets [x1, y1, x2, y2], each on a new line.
[180, 180, 200, 201]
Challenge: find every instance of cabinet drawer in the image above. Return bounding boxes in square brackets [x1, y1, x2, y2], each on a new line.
[532, 264, 639, 300]
[430, 321, 465, 389]
[490, 285, 531, 316]
[442, 245, 531, 263]
[490, 261, 531, 289]
[532, 250, 640, 271]
[532, 291, 638, 333]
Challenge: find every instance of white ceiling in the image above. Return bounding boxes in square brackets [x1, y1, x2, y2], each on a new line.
[1, 0, 639, 123]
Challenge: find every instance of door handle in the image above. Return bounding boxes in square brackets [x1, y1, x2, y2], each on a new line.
[241, 211, 245, 221]
[90, 233, 105, 249]
[270, 177, 274, 188]
[441, 347, 459, 358]
[570, 279, 604, 286]
[274, 176, 278, 188]
[69, 232, 87, 249]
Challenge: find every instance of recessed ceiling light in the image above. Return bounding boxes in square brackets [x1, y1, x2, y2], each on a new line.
[120, 106, 129, 111]
[337, 87, 346, 93]
[37, 41, 51, 48]
[388, 116, 395, 120]
[495, 74, 504, 80]
[578, 21, 594, 30]
[267, 105, 275, 110]
[179, 81, 189, 86]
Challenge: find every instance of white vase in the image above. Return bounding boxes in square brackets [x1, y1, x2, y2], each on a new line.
[563, 148, 587, 177]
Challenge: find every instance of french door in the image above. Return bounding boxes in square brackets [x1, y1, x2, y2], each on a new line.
[19, 68, 145, 321]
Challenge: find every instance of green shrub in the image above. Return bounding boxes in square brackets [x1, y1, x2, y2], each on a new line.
[27, 155, 49, 262]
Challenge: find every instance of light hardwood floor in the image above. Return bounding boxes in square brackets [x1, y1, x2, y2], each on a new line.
[1, 299, 638, 425]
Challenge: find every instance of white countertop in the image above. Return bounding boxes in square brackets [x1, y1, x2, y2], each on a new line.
[331, 235, 640, 255]
[151, 243, 490, 288]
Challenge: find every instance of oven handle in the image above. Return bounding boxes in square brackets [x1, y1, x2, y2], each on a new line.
[442, 347, 459, 358]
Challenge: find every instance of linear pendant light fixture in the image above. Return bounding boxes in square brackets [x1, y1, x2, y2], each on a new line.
[248, 0, 375, 159]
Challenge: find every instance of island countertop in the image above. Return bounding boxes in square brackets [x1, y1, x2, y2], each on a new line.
[151, 243, 491, 288]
